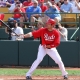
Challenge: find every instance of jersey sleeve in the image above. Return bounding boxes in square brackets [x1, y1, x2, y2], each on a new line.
[32, 28, 43, 39]
[50, 31, 60, 48]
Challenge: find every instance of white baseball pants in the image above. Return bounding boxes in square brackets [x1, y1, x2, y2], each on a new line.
[26, 44, 68, 76]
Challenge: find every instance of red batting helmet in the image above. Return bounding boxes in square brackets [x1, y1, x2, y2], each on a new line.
[39, 0, 44, 2]
[47, 19, 56, 25]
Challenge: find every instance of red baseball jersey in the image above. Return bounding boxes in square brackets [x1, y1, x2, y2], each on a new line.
[32, 28, 60, 48]
[13, 8, 25, 18]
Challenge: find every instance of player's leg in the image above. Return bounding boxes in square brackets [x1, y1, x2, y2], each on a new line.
[46, 48, 68, 77]
[26, 45, 46, 77]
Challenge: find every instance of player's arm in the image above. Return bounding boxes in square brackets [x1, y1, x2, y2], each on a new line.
[24, 32, 32, 38]
[16, 32, 32, 41]
[23, 28, 42, 38]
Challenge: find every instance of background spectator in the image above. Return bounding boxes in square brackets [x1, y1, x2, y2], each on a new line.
[5, 18, 24, 41]
[0, 0, 7, 7]
[60, 0, 72, 13]
[8, 0, 22, 13]
[6, 0, 14, 7]
[7, 0, 14, 4]
[12, 1, 25, 28]
[20, 0, 26, 3]
[22, 0, 33, 11]
[71, 0, 80, 13]
[25, 0, 42, 26]
[31, 20, 44, 31]
[38, 0, 48, 12]
[37, 20, 44, 29]
[55, 23, 68, 41]
[42, 1, 61, 24]
[50, 0, 60, 10]
[57, 0, 64, 8]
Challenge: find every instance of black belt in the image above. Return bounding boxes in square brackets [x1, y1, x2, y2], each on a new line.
[47, 48, 51, 49]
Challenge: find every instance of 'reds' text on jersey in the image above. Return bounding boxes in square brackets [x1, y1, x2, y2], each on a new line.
[32, 28, 60, 48]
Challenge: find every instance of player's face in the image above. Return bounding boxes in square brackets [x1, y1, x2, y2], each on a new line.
[47, 24, 53, 29]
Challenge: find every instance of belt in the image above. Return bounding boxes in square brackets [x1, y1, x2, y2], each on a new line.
[47, 48, 51, 49]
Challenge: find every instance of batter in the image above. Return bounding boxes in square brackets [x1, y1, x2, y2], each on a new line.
[23, 19, 68, 80]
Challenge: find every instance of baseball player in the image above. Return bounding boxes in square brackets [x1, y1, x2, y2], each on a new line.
[22, 19, 68, 80]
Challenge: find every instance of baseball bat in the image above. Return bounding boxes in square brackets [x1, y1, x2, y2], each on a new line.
[0, 20, 19, 36]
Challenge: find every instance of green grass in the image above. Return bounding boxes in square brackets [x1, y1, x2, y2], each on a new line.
[0, 68, 80, 76]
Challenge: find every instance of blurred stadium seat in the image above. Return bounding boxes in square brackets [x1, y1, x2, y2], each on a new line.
[0, 7, 13, 21]
[61, 14, 77, 27]
[0, 14, 4, 27]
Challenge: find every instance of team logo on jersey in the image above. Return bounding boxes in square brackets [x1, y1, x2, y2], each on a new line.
[44, 33, 55, 41]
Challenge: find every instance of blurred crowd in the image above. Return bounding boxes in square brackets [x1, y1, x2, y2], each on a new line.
[0, 0, 80, 28]
[1, 0, 79, 41]
[0, 0, 80, 12]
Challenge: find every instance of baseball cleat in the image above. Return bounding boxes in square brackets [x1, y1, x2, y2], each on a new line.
[26, 76, 32, 80]
[64, 75, 68, 79]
